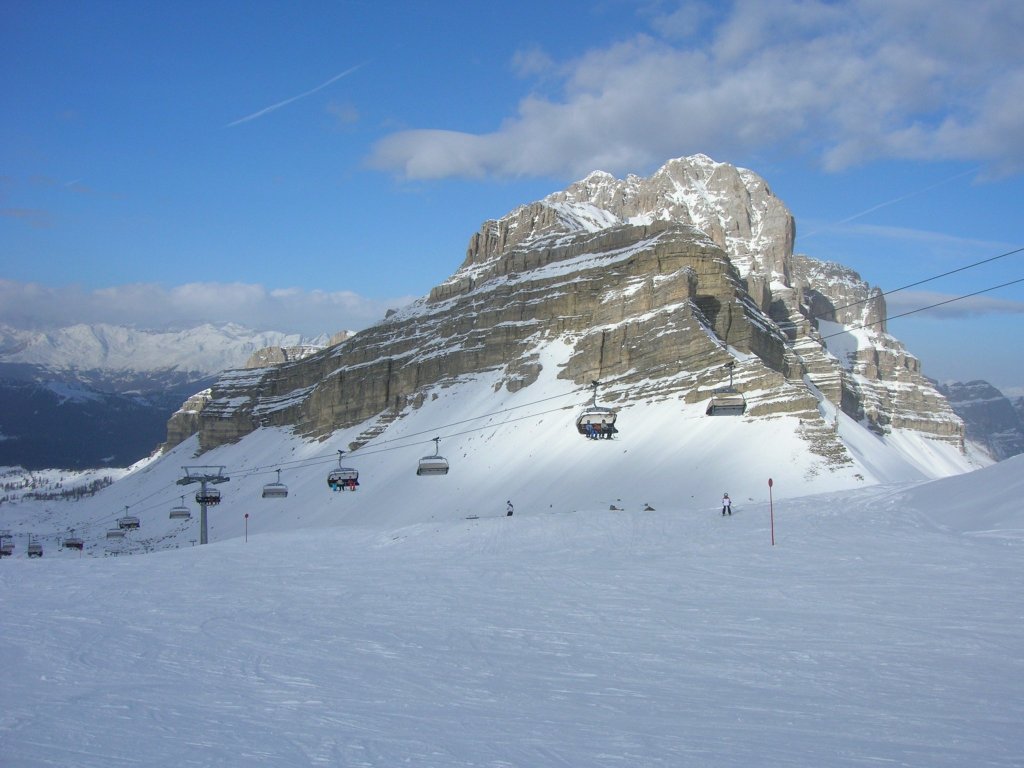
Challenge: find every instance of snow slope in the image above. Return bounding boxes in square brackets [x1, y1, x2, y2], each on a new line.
[1, 339, 1016, 766]
[0, 336, 981, 550]
[1, 456, 1022, 767]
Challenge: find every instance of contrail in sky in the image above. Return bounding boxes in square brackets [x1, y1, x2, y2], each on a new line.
[801, 167, 978, 240]
[226, 62, 368, 127]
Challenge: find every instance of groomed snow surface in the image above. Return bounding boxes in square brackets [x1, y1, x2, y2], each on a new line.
[2, 356, 1021, 767]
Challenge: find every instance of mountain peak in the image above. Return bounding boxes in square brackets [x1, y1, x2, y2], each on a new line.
[186, 153, 963, 473]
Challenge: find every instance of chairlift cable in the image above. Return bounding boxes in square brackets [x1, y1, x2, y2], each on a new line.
[815, 276, 1024, 343]
[811, 245, 1024, 321]
[229, 387, 587, 478]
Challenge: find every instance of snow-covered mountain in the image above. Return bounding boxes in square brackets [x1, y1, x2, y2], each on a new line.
[182, 156, 963, 472]
[0, 351, 984, 554]
[0, 323, 331, 469]
[1, 144, 1016, 763]
[0, 378, 179, 469]
[0, 322, 329, 377]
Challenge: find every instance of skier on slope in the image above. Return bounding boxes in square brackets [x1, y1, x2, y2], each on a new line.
[721, 493, 732, 516]
[507, 500, 514, 517]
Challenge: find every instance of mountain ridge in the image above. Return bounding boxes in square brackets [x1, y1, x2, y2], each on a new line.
[937, 379, 1024, 460]
[186, 155, 963, 466]
[0, 323, 332, 469]
[0, 322, 331, 376]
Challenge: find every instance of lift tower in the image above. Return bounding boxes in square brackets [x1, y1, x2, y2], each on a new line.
[178, 466, 230, 545]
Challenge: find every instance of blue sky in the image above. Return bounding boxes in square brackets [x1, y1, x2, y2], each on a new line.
[2, 0, 1023, 390]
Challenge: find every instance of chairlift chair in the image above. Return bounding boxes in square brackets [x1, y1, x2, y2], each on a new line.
[27, 540, 43, 558]
[195, 488, 222, 506]
[704, 361, 746, 416]
[705, 388, 747, 416]
[117, 507, 141, 530]
[262, 469, 289, 498]
[327, 451, 359, 491]
[0, 531, 13, 556]
[106, 528, 126, 540]
[169, 496, 191, 520]
[63, 534, 84, 550]
[416, 437, 450, 476]
[575, 381, 618, 438]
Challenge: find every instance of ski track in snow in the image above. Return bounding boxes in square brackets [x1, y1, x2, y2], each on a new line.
[0, 352, 1017, 766]
[2, 487, 1022, 767]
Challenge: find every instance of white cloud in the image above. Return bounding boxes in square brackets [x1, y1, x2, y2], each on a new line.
[369, 0, 1024, 180]
[886, 288, 1024, 319]
[0, 280, 414, 336]
[510, 46, 555, 78]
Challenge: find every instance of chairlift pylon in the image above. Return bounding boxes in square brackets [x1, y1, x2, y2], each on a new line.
[417, 437, 450, 476]
[327, 450, 359, 491]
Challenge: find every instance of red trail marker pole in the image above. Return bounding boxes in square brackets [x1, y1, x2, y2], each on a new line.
[768, 478, 775, 546]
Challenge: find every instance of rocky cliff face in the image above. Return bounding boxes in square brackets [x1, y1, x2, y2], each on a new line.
[162, 389, 213, 451]
[788, 256, 962, 443]
[181, 155, 963, 459]
[936, 380, 1024, 460]
[242, 332, 350, 369]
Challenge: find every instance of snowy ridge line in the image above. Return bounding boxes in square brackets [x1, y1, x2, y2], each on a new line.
[0, 322, 329, 374]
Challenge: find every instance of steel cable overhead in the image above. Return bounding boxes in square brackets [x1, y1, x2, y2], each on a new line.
[809, 245, 1024, 321]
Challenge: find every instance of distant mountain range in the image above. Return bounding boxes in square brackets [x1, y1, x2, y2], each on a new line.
[936, 380, 1024, 461]
[0, 323, 329, 469]
[0, 322, 329, 376]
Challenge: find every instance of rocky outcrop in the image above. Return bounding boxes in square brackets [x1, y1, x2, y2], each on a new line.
[195, 221, 819, 447]
[179, 155, 962, 459]
[789, 255, 962, 445]
[162, 389, 212, 451]
[244, 333, 351, 369]
[245, 343, 331, 369]
[937, 380, 1024, 459]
